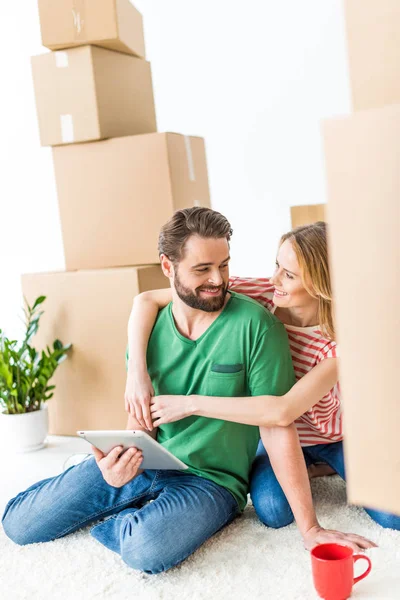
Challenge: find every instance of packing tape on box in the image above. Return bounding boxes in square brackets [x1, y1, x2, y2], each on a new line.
[60, 115, 74, 144]
[184, 136, 196, 182]
[55, 51, 69, 68]
[72, 0, 86, 41]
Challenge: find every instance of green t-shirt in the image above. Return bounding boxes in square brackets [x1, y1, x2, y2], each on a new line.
[140, 290, 295, 510]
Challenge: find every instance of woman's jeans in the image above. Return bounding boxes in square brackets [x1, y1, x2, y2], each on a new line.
[250, 439, 400, 530]
[2, 458, 238, 574]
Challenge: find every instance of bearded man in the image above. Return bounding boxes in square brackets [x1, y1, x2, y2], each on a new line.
[3, 208, 296, 573]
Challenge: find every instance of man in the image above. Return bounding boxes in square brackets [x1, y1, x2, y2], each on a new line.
[1, 208, 365, 573]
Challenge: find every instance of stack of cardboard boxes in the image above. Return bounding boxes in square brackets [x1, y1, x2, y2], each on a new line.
[23, 0, 211, 435]
[322, 0, 400, 515]
[290, 204, 326, 229]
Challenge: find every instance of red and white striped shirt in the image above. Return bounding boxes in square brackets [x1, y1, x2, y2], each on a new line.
[229, 276, 342, 446]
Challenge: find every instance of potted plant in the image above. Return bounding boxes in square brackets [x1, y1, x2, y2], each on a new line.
[0, 295, 71, 452]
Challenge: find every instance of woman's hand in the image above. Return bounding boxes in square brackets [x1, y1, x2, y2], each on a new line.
[303, 525, 377, 552]
[150, 395, 195, 426]
[124, 370, 155, 431]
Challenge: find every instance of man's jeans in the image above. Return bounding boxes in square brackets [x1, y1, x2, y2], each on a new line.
[250, 439, 400, 531]
[2, 458, 239, 574]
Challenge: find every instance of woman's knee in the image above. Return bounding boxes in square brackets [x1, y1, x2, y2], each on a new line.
[252, 496, 294, 528]
[250, 457, 294, 528]
[364, 508, 400, 531]
[250, 484, 294, 529]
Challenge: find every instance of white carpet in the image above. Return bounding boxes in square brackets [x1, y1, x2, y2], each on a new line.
[1, 437, 399, 600]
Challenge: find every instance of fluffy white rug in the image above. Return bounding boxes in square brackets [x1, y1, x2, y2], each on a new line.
[1, 472, 400, 600]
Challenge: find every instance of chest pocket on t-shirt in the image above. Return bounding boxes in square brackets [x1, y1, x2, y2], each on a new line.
[206, 363, 245, 397]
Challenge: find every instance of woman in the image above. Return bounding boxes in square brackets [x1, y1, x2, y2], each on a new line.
[125, 221, 400, 532]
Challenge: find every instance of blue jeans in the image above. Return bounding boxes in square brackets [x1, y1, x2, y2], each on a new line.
[250, 440, 400, 530]
[2, 457, 238, 574]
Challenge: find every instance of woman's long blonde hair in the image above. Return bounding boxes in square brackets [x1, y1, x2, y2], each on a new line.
[280, 221, 335, 340]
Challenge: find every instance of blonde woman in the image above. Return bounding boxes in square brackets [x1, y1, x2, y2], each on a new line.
[125, 221, 399, 534]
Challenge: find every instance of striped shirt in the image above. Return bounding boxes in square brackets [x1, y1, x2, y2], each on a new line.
[229, 276, 342, 446]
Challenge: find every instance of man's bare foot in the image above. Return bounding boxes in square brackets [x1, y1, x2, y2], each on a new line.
[308, 463, 336, 479]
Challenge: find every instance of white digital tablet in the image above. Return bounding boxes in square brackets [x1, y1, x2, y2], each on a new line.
[77, 430, 188, 471]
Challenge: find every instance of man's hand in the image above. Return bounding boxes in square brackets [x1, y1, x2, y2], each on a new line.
[150, 395, 195, 426]
[124, 370, 154, 430]
[303, 525, 377, 552]
[92, 445, 143, 487]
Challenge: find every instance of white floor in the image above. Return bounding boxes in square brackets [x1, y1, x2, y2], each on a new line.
[0, 436, 89, 514]
[1, 436, 400, 600]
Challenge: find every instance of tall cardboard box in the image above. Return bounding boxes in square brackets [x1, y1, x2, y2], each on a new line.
[345, 0, 400, 110]
[31, 46, 157, 146]
[322, 104, 400, 515]
[52, 133, 211, 270]
[38, 0, 146, 58]
[290, 204, 326, 228]
[21, 266, 169, 435]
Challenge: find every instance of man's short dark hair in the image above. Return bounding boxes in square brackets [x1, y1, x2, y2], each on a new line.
[158, 207, 233, 264]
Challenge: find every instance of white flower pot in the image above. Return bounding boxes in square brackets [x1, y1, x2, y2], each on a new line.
[0, 405, 49, 453]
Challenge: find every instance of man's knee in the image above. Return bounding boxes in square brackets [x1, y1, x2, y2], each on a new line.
[2, 506, 48, 546]
[122, 547, 168, 574]
[119, 515, 181, 574]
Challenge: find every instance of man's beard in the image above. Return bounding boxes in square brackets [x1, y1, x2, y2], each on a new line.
[174, 270, 228, 313]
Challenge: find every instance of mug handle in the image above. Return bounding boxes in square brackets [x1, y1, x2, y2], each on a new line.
[353, 554, 372, 584]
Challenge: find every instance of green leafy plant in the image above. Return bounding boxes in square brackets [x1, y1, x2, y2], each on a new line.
[0, 296, 71, 414]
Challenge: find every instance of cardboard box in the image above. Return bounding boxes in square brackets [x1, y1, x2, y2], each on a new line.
[290, 204, 326, 228]
[52, 133, 211, 270]
[322, 104, 400, 515]
[38, 0, 145, 58]
[21, 266, 169, 435]
[31, 46, 157, 146]
[345, 0, 400, 110]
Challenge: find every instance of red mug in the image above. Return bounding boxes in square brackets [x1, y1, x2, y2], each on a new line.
[311, 543, 372, 600]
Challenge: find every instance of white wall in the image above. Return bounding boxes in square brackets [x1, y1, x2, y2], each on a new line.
[0, 0, 351, 338]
